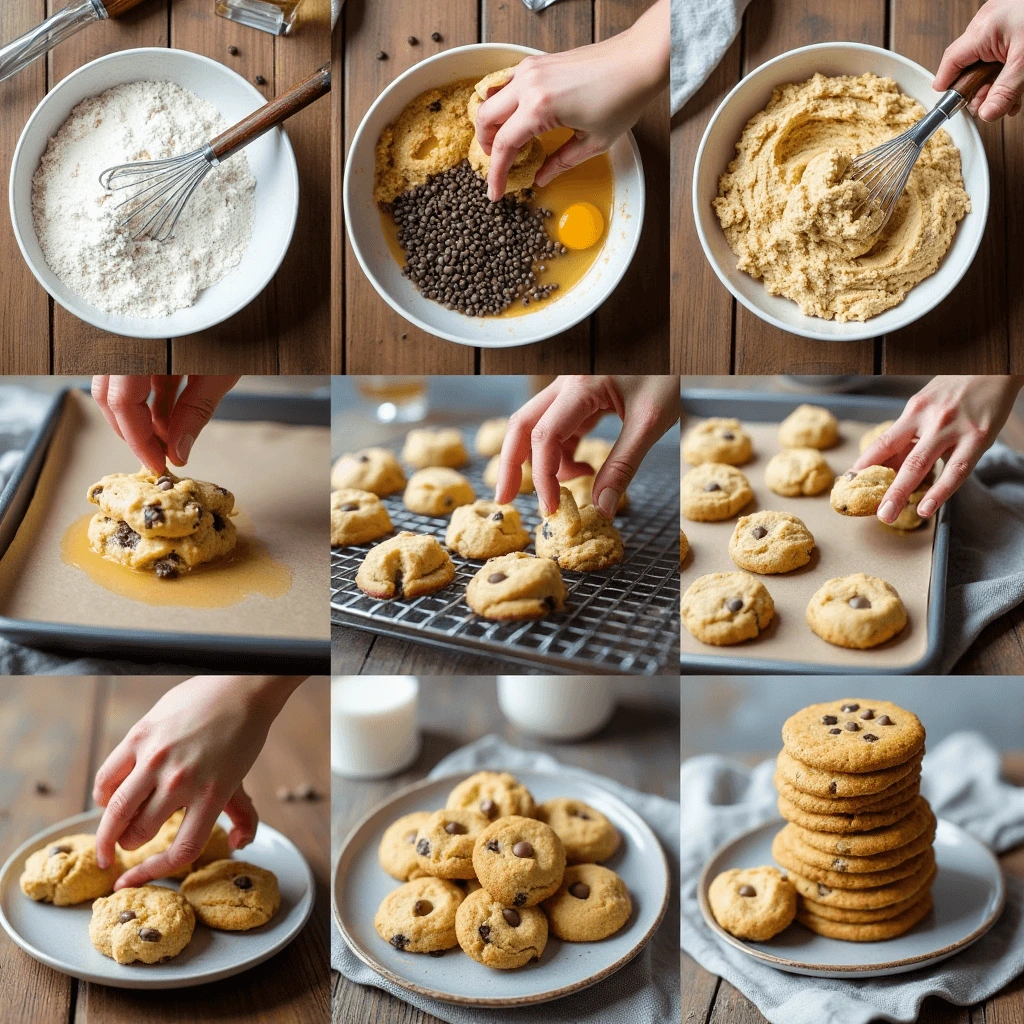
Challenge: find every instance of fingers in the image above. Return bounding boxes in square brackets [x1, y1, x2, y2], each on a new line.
[979, 52, 1024, 120]
[534, 133, 605, 189]
[165, 375, 239, 466]
[94, 769, 155, 871]
[92, 736, 137, 810]
[933, 31, 981, 92]
[114, 804, 217, 890]
[102, 376, 167, 474]
[487, 109, 541, 202]
[851, 418, 919, 472]
[116, 790, 181, 855]
[224, 785, 259, 850]
[494, 388, 561, 504]
[917, 443, 978, 518]
[91, 376, 121, 440]
[591, 400, 663, 519]
[150, 376, 182, 450]
[474, 79, 521, 153]
[876, 436, 948, 524]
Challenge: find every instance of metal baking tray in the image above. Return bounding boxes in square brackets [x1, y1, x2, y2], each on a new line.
[0, 388, 330, 674]
[679, 388, 950, 675]
[331, 426, 680, 675]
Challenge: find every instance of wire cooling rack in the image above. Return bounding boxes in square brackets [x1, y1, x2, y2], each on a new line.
[331, 430, 680, 675]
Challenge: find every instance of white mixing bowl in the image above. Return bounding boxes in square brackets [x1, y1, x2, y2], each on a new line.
[344, 43, 645, 348]
[692, 42, 989, 342]
[9, 48, 299, 340]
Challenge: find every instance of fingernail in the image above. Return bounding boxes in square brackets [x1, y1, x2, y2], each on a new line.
[176, 433, 194, 464]
[596, 489, 619, 519]
[878, 500, 895, 523]
[96, 853, 108, 870]
[918, 499, 935, 518]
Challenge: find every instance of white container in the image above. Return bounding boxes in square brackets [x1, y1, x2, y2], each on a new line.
[692, 42, 989, 343]
[496, 676, 615, 741]
[344, 43, 645, 349]
[331, 676, 421, 779]
[9, 48, 299, 340]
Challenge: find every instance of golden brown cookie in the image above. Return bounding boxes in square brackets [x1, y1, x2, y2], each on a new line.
[331, 448, 406, 496]
[681, 572, 775, 645]
[830, 466, 896, 516]
[455, 886, 548, 968]
[680, 463, 753, 522]
[535, 486, 623, 571]
[356, 532, 456, 599]
[374, 876, 466, 952]
[543, 864, 632, 941]
[805, 575, 908, 649]
[89, 885, 195, 964]
[20, 834, 121, 906]
[707, 866, 796, 941]
[775, 747, 924, 799]
[445, 501, 530, 558]
[402, 428, 469, 469]
[404, 468, 475, 516]
[472, 816, 566, 908]
[797, 891, 933, 940]
[682, 418, 753, 466]
[778, 404, 839, 450]
[465, 552, 567, 619]
[535, 798, 620, 864]
[378, 812, 433, 882]
[446, 771, 536, 821]
[414, 808, 491, 880]
[179, 860, 281, 930]
[764, 448, 833, 497]
[331, 488, 392, 546]
[728, 511, 815, 574]
[791, 797, 935, 857]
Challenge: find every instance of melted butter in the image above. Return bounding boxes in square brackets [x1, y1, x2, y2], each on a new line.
[380, 126, 614, 318]
[60, 513, 292, 609]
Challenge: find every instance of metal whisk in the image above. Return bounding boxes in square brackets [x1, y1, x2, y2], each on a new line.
[845, 61, 1001, 234]
[99, 63, 331, 243]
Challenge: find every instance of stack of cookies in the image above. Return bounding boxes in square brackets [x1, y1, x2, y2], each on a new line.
[771, 699, 936, 941]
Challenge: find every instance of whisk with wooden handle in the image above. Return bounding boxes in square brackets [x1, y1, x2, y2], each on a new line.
[98, 63, 331, 243]
[844, 61, 1001, 233]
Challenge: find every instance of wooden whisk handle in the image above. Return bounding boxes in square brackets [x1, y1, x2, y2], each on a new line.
[210, 64, 332, 162]
[100, 0, 149, 17]
[950, 60, 1002, 102]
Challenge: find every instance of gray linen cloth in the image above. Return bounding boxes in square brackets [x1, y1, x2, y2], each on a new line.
[680, 732, 1024, 1024]
[332, 734, 681, 1024]
[671, 0, 753, 114]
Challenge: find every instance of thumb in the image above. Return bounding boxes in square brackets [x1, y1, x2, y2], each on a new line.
[224, 784, 258, 851]
[979, 51, 1024, 120]
[534, 132, 605, 189]
[165, 376, 239, 466]
[591, 411, 661, 520]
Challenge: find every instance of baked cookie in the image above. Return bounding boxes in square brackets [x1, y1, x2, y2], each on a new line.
[830, 466, 896, 516]
[88, 511, 237, 578]
[681, 572, 774, 645]
[707, 866, 796, 941]
[764, 448, 833, 497]
[179, 860, 280, 930]
[472, 816, 566, 907]
[680, 463, 753, 522]
[483, 455, 534, 494]
[791, 797, 935, 858]
[543, 864, 632, 941]
[682, 418, 753, 466]
[728, 511, 815, 574]
[805, 575, 908, 649]
[774, 768, 920, 816]
[775, 747, 924, 799]
[535, 799, 620, 864]
[446, 771, 536, 822]
[445, 501, 530, 558]
[89, 885, 195, 964]
[402, 428, 469, 469]
[378, 812, 433, 882]
[778, 792, 918, 833]
[404, 467, 475, 516]
[778, 404, 839, 450]
[889, 486, 928, 531]
[20, 834, 120, 905]
[680, 527, 689, 563]
[455, 887, 548, 968]
[564, 474, 628, 512]
[791, 856, 936, 911]
[331, 488, 392, 546]
[87, 469, 234, 540]
[118, 809, 230, 880]
[797, 891, 933, 940]
[772, 830, 930, 890]
[414, 808, 490, 880]
[774, 822, 936, 877]
[331, 448, 406, 496]
[373, 876, 465, 953]
[795, 887, 930, 923]
[859, 420, 894, 454]
[574, 437, 613, 471]
[475, 417, 509, 456]
[356, 532, 456, 599]
[535, 487, 623, 572]
[465, 553, 567, 619]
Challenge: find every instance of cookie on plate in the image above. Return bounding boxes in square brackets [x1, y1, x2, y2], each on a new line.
[89, 885, 195, 964]
[778, 404, 839, 450]
[414, 808, 490, 880]
[543, 864, 632, 941]
[445, 501, 530, 558]
[535, 487, 623, 572]
[20, 834, 120, 905]
[379, 812, 433, 882]
[680, 463, 753, 522]
[475, 418, 509, 457]
[728, 511, 815, 574]
[797, 891, 933, 940]
[404, 468, 475, 516]
[775, 746, 924, 799]
[374, 876, 465, 953]
[465, 552, 567, 619]
[772, 830, 930, 890]
[472, 816, 566, 908]
[356, 532, 455, 600]
[535, 798, 620, 864]
[776, 821, 935, 875]
[483, 455, 534, 494]
[446, 771, 536, 822]
[455, 887, 548, 968]
[764, 448, 833, 497]
[331, 448, 406, 496]
[791, 797, 935, 858]
[805, 575, 908, 649]
[788, 855, 935, 910]
[682, 418, 753, 466]
[402, 428, 469, 469]
[331, 488, 392, 546]
[707, 866, 796, 941]
[681, 572, 774, 645]
[830, 466, 896, 516]
[180, 860, 281, 930]
[118, 809, 230, 880]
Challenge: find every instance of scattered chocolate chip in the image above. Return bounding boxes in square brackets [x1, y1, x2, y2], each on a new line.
[417, 839, 431, 856]
[143, 504, 165, 528]
[255, 74, 266, 85]
[228, 45, 239, 55]
[393, 569, 404, 598]
[864, 734, 879, 742]
[841, 703, 860, 712]
[408, 35, 418, 44]
[154, 556, 180, 580]
[413, 900, 433, 917]
[443, 496, 453, 507]
[843, 471, 856, 480]
[829, 728, 841, 735]
[91, 486, 103, 497]
[848, 596, 871, 609]
[156, 475, 174, 491]
[822, 715, 838, 725]
[48, 844, 71, 856]
[490, 511, 504, 521]
[569, 882, 590, 900]
[34, 781, 51, 795]
[233, 875, 253, 889]
[721, 431, 734, 440]
[488, 572, 507, 584]
[428, 100, 441, 112]
[844, 722, 860, 732]
[542, 523, 552, 539]
[478, 923, 491, 943]
[513, 893, 527, 906]
[431, 31, 442, 41]
[376, 51, 387, 60]
[486, 840, 500, 853]
[726, 598, 743, 612]
[829, 781, 837, 794]
[428, 949, 445, 957]
[738, 885, 756, 897]
[118, 910, 136, 923]
[877, 715, 893, 726]
[113, 521, 140, 549]
[860, 709, 875, 720]
[703, 482, 721, 492]
[502, 908, 521, 927]
[390, 934, 408, 949]
[138, 928, 162, 942]
[480, 799, 496, 818]
[832, 859, 847, 871]
[216, 486, 230, 496]
[751, 525, 767, 539]
[817, 883, 830, 896]
[444, 821, 467, 835]
[512, 841, 533, 858]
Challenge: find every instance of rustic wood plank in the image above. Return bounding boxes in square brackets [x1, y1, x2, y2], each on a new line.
[343, 0, 477, 374]
[681, 950, 719, 1024]
[593, 0, 669, 372]
[1005, 98, 1024, 372]
[953, 602, 1024, 674]
[917, 995, 972, 1023]
[707, 978, 769, 1024]
[885, 0, 1008, 372]
[331, 19, 345, 372]
[478, 0, 594, 375]
[731, 0, 882, 374]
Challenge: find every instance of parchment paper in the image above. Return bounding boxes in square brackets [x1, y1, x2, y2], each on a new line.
[680, 418, 935, 669]
[0, 390, 329, 641]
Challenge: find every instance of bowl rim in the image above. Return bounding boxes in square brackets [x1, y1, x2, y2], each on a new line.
[343, 41, 645, 349]
[691, 40, 990, 343]
[8, 46, 299, 341]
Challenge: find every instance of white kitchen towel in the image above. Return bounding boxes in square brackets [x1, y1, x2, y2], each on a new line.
[671, 0, 753, 114]
[333, 735, 681, 1024]
[680, 732, 1024, 1024]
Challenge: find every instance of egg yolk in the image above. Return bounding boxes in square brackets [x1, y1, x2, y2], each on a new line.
[557, 202, 604, 250]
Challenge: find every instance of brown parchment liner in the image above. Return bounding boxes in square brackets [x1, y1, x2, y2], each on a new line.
[0, 390, 329, 640]
[680, 418, 935, 669]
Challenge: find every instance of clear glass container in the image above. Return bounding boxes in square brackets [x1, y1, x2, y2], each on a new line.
[355, 376, 428, 423]
[215, 0, 304, 36]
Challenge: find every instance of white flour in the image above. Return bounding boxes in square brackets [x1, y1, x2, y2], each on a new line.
[31, 80, 256, 319]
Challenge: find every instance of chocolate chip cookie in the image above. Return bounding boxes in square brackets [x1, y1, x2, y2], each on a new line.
[680, 463, 753, 521]
[535, 798, 620, 864]
[535, 487, 623, 571]
[356, 532, 456, 599]
[728, 510, 815, 574]
[379, 812, 432, 881]
[404, 467, 475, 516]
[117, 809, 230, 880]
[475, 418, 509, 457]
[805, 575, 908, 649]
[830, 466, 896, 516]
[89, 885, 195, 964]
[543, 864, 632, 941]
[707, 866, 796, 941]
[775, 747, 924, 799]
[682, 418, 753, 466]
[465, 552, 567, 619]
[778, 820, 935, 877]
[483, 455, 534, 494]
[681, 571, 775, 645]
[772, 829, 930, 889]
[331, 448, 406, 495]
[374, 876, 465, 953]
[472, 816, 566, 908]
[402, 428, 469, 469]
[445, 501, 530, 558]
[791, 797, 935, 858]
[20, 834, 121, 905]
[774, 768, 921, 816]
[446, 771, 536, 822]
[179, 859, 281, 930]
[789, 854, 935, 910]
[764, 448, 833, 497]
[797, 891, 933, 940]
[414, 808, 490, 880]
[778, 404, 839, 450]
[455, 887, 548, 968]
[331, 488, 392, 546]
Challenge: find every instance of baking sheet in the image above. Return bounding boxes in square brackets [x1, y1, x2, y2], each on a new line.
[680, 417, 935, 670]
[0, 390, 329, 640]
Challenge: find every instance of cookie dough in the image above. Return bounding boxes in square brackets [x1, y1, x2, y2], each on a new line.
[414, 808, 490, 880]
[681, 571, 775, 645]
[728, 511, 815, 574]
[535, 798, 620, 864]
[465, 552, 567, 619]
[402, 428, 469, 469]
[830, 466, 896, 515]
[445, 501, 530, 558]
[118, 809, 230, 880]
[472, 816, 566, 908]
[446, 770, 537, 822]
[20, 834, 120, 905]
[404, 467, 475, 515]
[374, 876, 466, 953]
[483, 455, 534, 494]
[475, 418, 509, 456]
[764, 448, 833, 496]
[805, 575, 908, 649]
[331, 488, 392, 546]
[179, 859, 281, 930]
[683, 418, 753, 466]
[379, 812, 433, 882]
[778, 405, 840, 450]
[680, 463, 753, 521]
[543, 863, 632, 942]
[89, 885, 195, 964]
[331, 448, 406, 496]
[535, 487, 623, 571]
[356, 532, 456, 599]
[455, 887, 548, 968]
[707, 866, 796, 941]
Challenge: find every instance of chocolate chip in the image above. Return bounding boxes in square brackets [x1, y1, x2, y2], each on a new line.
[829, 728, 841, 734]
[228, 45, 239, 55]
[486, 840, 500, 853]
[138, 928, 161, 942]
[118, 910, 136, 923]
[512, 841, 533, 858]
[513, 893, 527, 906]
[849, 596, 871, 609]
[431, 31, 442, 41]
[726, 598, 743, 612]
[156, 476, 174, 491]
[478, 924, 491, 943]
[490, 511, 504, 521]
[543, 596, 557, 610]
[390, 934, 408, 949]
[233, 875, 252, 889]
[417, 839, 431, 856]
[738, 885, 756, 897]
[428, 949, 445, 957]
[542, 523, 552, 539]
[91, 486, 103, 497]
[502, 908, 521, 927]
[216, 486, 230, 496]
[829, 781, 837, 794]
[841, 703, 860, 712]
[844, 722, 860, 732]
[358, 454, 370, 462]
[832, 859, 848, 872]
[488, 572, 507, 584]
[405, 831, 417, 844]
[480, 799, 496, 818]
[722, 431, 734, 440]
[817, 883, 830, 896]
[393, 569, 404, 598]
[376, 51, 387, 60]
[34, 781, 51, 794]
[413, 900, 432, 916]
[751, 525, 767, 539]
[822, 715, 838, 725]
[569, 882, 590, 900]
[844, 471, 856, 480]
[877, 715, 893, 726]
[154, 556, 180, 580]
[408, 35, 418, 44]
[569, 809, 591, 820]
[444, 821, 467, 835]
[48, 844, 71, 856]
[703, 482, 721, 492]
[428, 100, 441, 112]
[113, 521, 140, 549]
[341, 503, 358, 512]
[860, 709, 875, 720]
[255, 74, 266, 85]
[864, 734, 879, 742]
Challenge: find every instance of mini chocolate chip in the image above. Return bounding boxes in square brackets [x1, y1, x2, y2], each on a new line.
[877, 715, 893, 726]
[478, 924, 491, 943]
[502, 908, 521, 927]
[154, 557, 180, 580]
[48, 844, 71, 856]
[405, 831, 417, 843]
[829, 781, 837, 794]
[817, 883, 830, 896]
[444, 821, 467, 835]
[428, 949, 445, 957]
[751, 525, 767, 539]
[408, 35, 418, 44]
[480, 799, 496, 818]
[841, 703, 860, 712]
[490, 511, 504, 521]
[488, 572, 507, 584]
[569, 882, 590, 900]
[34, 781, 51, 794]
[413, 900, 433, 916]
[512, 841, 533, 858]
[390, 934, 408, 949]
[91, 486, 103, 497]
[703, 482, 721, 492]
[341, 503, 359, 512]
[428, 100, 441, 112]
[832, 859, 848, 871]
[822, 715, 838, 725]
[138, 928, 161, 942]
[863, 734, 879, 742]
[542, 523, 552, 539]
[721, 431, 734, 440]
[156, 476, 174, 491]
[211, 512, 226, 532]
[543, 596, 557, 610]
[860, 709, 875, 720]
[376, 51, 387, 60]
[738, 885, 756, 897]
[118, 910, 136, 923]
[228, 45, 239, 55]
[849, 596, 871, 609]
[255, 74, 266, 85]
[233, 875, 252, 889]
[513, 893, 527, 906]
[114, 521, 141, 549]
[431, 31, 442, 41]
[726, 598, 743, 612]
[486, 840, 500, 853]
[844, 721, 860, 732]
[829, 728, 841, 735]
[844, 471, 856, 480]
[143, 504, 165, 528]
[417, 839, 431, 855]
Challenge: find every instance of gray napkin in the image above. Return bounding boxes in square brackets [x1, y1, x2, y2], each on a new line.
[680, 732, 1024, 1024]
[671, 0, 753, 115]
[333, 734, 681, 1024]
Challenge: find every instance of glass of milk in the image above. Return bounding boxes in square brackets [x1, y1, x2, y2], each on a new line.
[331, 676, 421, 778]
[496, 676, 616, 741]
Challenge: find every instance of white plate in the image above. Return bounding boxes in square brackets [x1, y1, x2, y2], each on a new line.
[0, 809, 315, 989]
[333, 769, 671, 1006]
[698, 818, 1005, 978]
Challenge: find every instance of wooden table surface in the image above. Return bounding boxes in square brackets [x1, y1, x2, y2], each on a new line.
[682, 750, 1024, 1024]
[0, 676, 330, 1024]
[332, 0, 669, 375]
[671, 0, 1024, 375]
[331, 675, 680, 1024]
[0, 0, 330, 375]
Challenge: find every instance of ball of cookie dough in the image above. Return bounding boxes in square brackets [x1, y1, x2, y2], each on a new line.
[535, 798, 620, 863]
[778, 404, 839, 450]
[683, 418, 753, 466]
[89, 885, 195, 964]
[830, 466, 896, 516]
[180, 860, 280, 931]
[404, 467, 475, 516]
[446, 770, 536, 822]
[708, 866, 796, 941]
[543, 863, 632, 941]
[401, 428, 469, 469]
[374, 876, 465, 953]
[414, 808, 491, 879]
[764, 448, 833, 497]
[445, 501, 530, 558]
[472, 816, 566, 908]
[117, 809, 230, 881]
[475, 418, 509, 456]
[681, 463, 753, 522]
[379, 812, 433, 882]
[455, 887, 548, 968]
[20, 834, 121, 906]
[805, 574, 907, 649]
[728, 511, 815, 574]
[681, 572, 775, 645]
[331, 448, 406, 496]
[483, 455, 534, 494]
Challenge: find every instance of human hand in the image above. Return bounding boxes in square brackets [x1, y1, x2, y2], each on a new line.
[92, 675, 305, 888]
[495, 375, 679, 518]
[474, 0, 669, 200]
[853, 375, 1024, 524]
[934, 0, 1024, 119]
[92, 375, 240, 475]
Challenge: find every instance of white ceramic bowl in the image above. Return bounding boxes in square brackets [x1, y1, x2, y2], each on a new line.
[9, 48, 299, 340]
[344, 43, 645, 348]
[692, 42, 990, 342]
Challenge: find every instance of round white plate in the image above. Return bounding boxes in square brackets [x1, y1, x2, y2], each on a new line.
[698, 818, 1005, 978]
[333, 769, 670, 1006]
[0, 809, 315, 989]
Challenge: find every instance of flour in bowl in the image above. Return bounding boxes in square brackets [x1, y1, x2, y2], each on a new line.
[31, 80, 256, 319]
